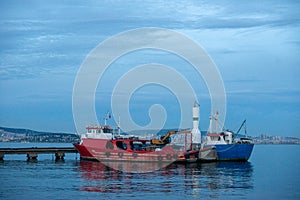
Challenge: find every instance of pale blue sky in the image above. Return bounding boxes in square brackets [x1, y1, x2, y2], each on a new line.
[0, 0, 299, 136]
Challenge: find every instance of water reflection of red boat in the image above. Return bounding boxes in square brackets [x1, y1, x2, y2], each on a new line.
[79, 161, 113, 181]
[78, 161, 253, 197]
[79, 161, 123, 193]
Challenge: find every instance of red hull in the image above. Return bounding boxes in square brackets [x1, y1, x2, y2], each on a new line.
[90, 145, 178, 163]
[74, 138, 199, 163]
[74, 143, 96, 160]
[74, 138, 109, 161]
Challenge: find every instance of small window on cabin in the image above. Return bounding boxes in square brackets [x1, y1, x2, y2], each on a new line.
[103, 127, 112, 133]
[116, 141, 127, 150]
[88, 129, 91, 133]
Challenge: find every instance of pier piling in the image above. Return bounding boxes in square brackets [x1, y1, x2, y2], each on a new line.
[55, 152, 65, 161]
[27, 152, 38, 160]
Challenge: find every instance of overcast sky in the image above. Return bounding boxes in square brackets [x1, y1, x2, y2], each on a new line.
[0, 0, 299, 137]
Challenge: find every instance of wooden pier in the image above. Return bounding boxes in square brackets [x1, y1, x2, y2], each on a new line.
[0, 147, 78, 161]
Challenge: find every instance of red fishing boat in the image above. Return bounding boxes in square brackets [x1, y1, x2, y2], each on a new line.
[74, 125, 190, 163]
[73, 103, 209, 165]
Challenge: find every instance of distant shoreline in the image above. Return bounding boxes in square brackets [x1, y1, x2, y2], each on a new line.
[1, 141, 299, 145]
[1, 126, 299, 144]
[254, 143, 300, 145]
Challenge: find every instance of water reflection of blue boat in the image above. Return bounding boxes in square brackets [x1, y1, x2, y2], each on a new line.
[166, 161, 254, 199]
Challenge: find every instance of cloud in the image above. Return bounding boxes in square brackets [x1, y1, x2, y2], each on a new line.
[227, 87, 300, 104]
[1, 1, 299, 81]
[0, 1, 299, 135]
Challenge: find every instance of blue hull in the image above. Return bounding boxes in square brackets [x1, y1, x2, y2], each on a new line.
[214, 143, 254, 161]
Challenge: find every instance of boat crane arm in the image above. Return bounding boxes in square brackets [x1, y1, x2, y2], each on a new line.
[236, 119, 247, 135]
[150, 130, 178, 145]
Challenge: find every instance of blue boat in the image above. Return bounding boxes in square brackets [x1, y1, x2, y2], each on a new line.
[203, 116, 254, 161]
[214, 141, 254, 161]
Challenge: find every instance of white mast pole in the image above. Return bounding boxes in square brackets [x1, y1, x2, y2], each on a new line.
[216, 112, 218, 134]
[192, 101, 201, 145]
[118, 115, 121, 136]
[209, 116, 212, 134]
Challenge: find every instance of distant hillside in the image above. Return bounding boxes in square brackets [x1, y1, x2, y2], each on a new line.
[1, 126, 298, 144]
[0, 126, 72, 135]
[0, 126, 79, 143]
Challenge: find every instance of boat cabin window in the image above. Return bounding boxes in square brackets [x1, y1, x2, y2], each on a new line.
[116, 141, 127, 150]
[103, 127, 113, 133]
[210, 136, 218, 141]
[129, 141, 147, 151]
[87, 129, 92, 133]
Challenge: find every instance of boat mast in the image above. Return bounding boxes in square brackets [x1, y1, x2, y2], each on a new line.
[236, 119, 247, 137]
[209, 112, 219, 133]
[215, 112, 219, 134]
[104, 111, 111, 126]
[118, 115, 121, 136]
[191, 101, 201, 144]
[209, 116, 212, 134]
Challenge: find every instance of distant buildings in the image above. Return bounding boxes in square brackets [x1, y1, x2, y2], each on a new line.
[0, 128, 80, 143]
[250, 134, 300, 144]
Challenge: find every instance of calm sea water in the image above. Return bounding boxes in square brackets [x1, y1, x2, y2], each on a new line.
[0, 143, 299, 200]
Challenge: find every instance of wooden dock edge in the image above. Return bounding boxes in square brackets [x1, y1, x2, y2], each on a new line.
[0, 147, 78, 161]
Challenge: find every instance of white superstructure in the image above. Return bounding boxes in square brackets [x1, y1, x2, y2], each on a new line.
[83, 126, 113, 140]
[191, 101, 201, 144]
